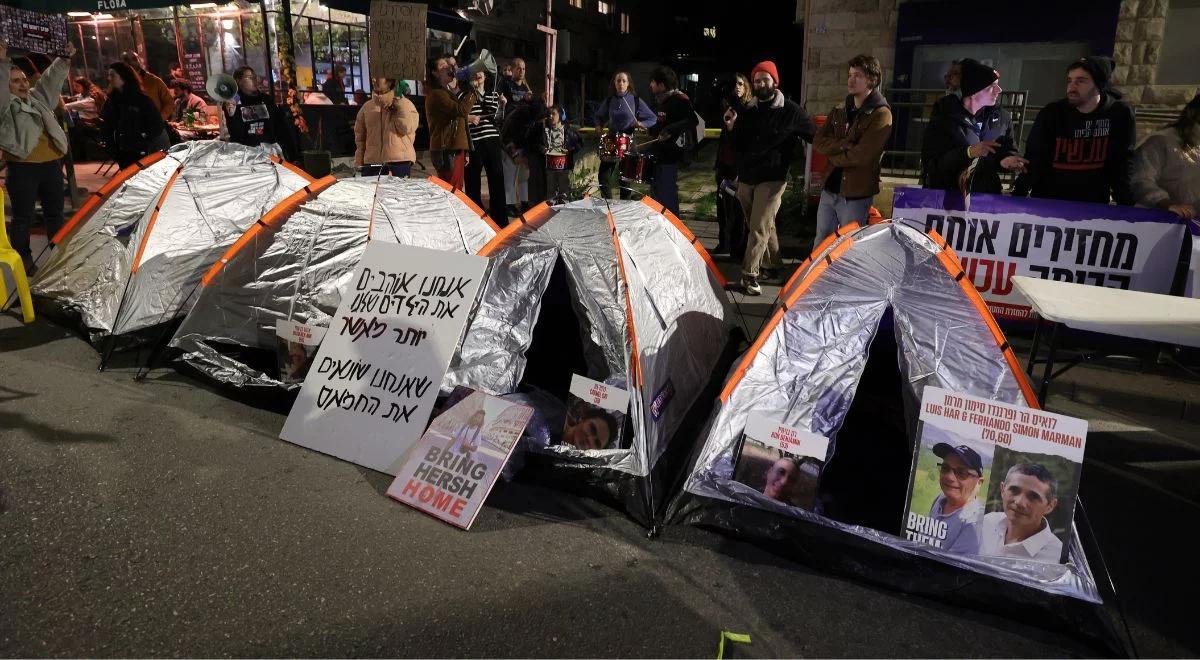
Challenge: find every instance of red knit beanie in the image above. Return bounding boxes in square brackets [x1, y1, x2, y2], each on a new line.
[751, 61, 780, 86]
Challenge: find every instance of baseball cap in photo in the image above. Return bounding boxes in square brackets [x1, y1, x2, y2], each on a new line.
[932, 442, 984, 475]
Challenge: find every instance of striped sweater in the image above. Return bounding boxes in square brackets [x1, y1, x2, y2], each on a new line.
[468, 89, 502, 143]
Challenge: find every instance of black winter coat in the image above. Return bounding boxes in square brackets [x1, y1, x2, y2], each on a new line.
[100, 88, 166, 158]
[729, 91, 815, 184]
[921, 97, 1016, 193]
[647, 90, 698, 165]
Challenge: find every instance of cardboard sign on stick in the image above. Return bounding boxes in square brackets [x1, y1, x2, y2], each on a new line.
[368, 0, 426, 82]
[279, 241, 488, 474]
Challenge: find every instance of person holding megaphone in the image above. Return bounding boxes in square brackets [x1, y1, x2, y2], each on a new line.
[425, 50, 495, 189]
[222, 66, 299, 163]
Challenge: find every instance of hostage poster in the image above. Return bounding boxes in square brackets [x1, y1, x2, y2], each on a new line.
[732, 414, 829, 511]
[903, 387, 1087, 564]
[387, 389, 533, 529]
[891, 187, 1186, 319]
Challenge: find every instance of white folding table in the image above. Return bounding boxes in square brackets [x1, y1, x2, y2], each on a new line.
[1011, 276, 1200, 404]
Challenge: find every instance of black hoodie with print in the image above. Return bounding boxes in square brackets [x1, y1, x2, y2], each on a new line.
[1017, 93, 1136, 205]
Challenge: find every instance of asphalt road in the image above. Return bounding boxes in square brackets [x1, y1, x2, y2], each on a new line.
[0, 312, 1126, 658]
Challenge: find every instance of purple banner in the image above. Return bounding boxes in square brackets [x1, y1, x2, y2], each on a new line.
[891, 187, 1188, 320]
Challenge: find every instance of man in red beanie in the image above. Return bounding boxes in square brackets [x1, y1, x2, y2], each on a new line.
[727, 60, 814, 295]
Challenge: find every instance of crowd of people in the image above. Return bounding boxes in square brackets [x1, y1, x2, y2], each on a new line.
[2, 36, 1198, 294]
[920, 55, 1199, 221]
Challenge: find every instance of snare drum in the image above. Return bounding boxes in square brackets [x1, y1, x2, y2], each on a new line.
[546, 152, 569, 171]
[619, 152, 656, 184]
[598, 132, 630, 162]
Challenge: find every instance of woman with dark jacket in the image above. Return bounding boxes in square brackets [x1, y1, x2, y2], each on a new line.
[101, 62, 168, 168]
[424, 55, 477, 189]
[225, 66, 299, 162]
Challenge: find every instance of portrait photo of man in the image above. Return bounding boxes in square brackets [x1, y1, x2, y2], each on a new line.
[980, 462, 1064, 563]
[927, 442, 986, 554]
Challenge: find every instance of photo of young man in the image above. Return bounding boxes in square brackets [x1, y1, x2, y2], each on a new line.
[980, 462, 1064, 563]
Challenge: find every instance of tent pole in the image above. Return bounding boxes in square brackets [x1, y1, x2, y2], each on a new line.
[99, 333, 118, 371]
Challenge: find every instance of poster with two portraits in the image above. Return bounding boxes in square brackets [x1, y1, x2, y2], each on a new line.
[903, 387, 1086, 565]
[732, 385, 1087, 566]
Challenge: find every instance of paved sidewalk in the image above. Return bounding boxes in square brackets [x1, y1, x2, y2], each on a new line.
[2, 157, 1196, 657]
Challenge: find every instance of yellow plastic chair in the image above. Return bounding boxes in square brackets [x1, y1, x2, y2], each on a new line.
[0, 186, 36, 323]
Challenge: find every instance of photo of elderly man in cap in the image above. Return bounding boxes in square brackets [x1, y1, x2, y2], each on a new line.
[927, 442, 986, 554]
[980, 462, 1064, 563]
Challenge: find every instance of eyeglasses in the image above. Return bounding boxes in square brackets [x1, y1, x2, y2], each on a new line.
[938, 463, 980, 480]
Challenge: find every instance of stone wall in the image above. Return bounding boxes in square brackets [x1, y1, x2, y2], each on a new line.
[1111, 0, 1198, 109]
[800, 0, 900, 114]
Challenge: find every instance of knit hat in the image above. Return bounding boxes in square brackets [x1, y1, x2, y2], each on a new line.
[751, 61, 780, 86]
[1068, 55, 1122, 98]
[959, 58, 999, 97]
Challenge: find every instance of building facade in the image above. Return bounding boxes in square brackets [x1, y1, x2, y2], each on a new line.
[801, 0, 1200, 118]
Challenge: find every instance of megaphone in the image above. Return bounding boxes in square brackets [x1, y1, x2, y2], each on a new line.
[454, 49, 497, 81]
[206, 72, 238, 102]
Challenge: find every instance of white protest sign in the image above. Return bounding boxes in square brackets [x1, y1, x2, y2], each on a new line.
[279, 241, 488, 474]
[917, 386, 1086, 463]
[276, 319, 325, 346]
[568, 374, 630, 414]
[368, 0, 426, 82]
[743, 414, 829, 460]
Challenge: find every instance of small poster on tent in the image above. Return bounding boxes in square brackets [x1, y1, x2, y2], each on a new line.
[560, 374, 630, 450]
[732, 415, 828, 511]
[387, 389, 533, 530]
[279, 241, 488, 474]
[903, 387, 1087, 564]
[275, 320, 327, 385]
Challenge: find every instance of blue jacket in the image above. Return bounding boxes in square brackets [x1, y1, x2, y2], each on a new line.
[594, 91, 656, 134]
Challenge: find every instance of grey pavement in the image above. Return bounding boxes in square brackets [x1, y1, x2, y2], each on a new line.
[2, 314, 1103, 658]
[2, 170, 1199, 657]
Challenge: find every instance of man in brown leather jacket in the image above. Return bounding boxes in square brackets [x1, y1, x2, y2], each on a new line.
[812, 54, 893, 248]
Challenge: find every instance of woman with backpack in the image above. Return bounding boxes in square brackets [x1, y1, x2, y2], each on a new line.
[101, 62, 169, 168]
[594, 71, 656, 199]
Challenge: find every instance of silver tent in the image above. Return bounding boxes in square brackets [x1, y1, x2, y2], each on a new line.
[679, 221, 1100, 602]
[30, 142, 313, 338]
[444, 197, 734, 478]
[170, 175, 499, 389]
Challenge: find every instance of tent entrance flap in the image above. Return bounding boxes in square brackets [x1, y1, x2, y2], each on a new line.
[521, 257, 589, 402]
[816, 311, 914, 535]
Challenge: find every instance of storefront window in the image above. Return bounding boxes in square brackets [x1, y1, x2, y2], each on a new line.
[68, 2, 276, 101]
